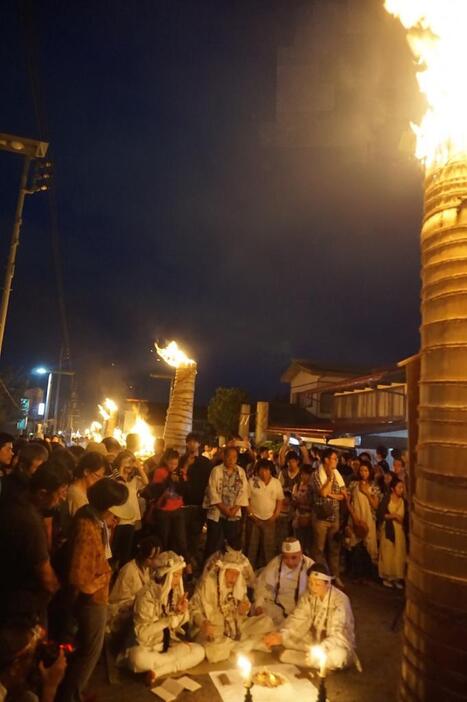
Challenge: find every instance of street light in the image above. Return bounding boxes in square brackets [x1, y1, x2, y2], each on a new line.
[31, 366, 75, 432]
[0, 132, 49, 359]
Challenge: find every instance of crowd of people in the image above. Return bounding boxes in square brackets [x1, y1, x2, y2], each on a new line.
[0, 429, 409, 701]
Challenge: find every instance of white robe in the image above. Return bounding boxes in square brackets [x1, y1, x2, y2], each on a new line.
[127, 580, 205, 675]
[254, 554, 314, 626]
[279, 586, 356, 671]
[107, 559, 151, 633]
[190, 569, 273, 662]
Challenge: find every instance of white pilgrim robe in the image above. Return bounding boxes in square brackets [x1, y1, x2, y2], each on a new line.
[190, 570, 274, 662]
[127, 580, 204, 676]
[107, 559, 151, 633]
[279, 585, 356, 671]
[254, 554, 314, 626]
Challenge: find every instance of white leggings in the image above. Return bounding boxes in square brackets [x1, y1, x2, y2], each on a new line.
[128, 641, 205, 677]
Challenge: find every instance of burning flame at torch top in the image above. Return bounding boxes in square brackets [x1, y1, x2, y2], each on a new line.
[98, 398, 118, 422]
[156, 341, 196, 369]
[385, 0, 467, 168]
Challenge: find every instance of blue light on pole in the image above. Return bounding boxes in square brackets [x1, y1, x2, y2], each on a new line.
[33, 367, 50, 375]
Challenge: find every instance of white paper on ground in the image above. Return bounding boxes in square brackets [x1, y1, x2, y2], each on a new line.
[150, 677, 185, 701]
[177, 676, 202, 691]
[209, 664, 318, 702]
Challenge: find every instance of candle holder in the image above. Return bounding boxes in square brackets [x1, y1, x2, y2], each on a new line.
[317, 674, 327, 702]
[243, 682, 254, 702]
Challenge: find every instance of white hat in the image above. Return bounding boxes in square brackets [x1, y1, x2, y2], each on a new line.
[282, 538, 302, 554]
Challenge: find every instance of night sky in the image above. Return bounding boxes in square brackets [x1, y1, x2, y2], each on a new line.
[0, 0, 424, 417]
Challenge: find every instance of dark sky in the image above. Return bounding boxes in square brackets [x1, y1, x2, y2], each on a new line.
[0, 0, 423, 416]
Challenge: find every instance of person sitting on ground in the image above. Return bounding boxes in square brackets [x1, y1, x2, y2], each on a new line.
[108, 536, 161, 635]
[127, 552, 205, 686]
[254, 537, 314, 627]
[247, 459, 284, 569]
[66, 452, 108, 519]
[190, 550, 273, 663]
[0, 622, 67, 702]
[263, 562, 357, 672]
[202, 541, 256, 587]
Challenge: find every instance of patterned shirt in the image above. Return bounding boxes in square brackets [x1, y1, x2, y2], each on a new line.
[68, 514, 111, 604]
[205, 464, 249, 522]
[311, 467, 344, 523]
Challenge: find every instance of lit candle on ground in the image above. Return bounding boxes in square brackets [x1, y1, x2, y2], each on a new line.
[311, 645, 327, 678]
[237, 654, 252, 685]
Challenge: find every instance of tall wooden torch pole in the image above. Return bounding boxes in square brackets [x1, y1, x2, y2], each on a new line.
[163, 363, 197, 453]
[401, 161, 467, 700]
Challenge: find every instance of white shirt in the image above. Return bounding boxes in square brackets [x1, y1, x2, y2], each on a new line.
[110, 477, 142, 525]
[248, 476, 284, 520]
[317, 465, 345, 489]
[255, 553, 314, 615]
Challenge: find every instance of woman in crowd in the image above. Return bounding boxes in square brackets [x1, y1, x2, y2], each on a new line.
[291, 464, 314, 555]
[377, 477, 408, 589]
[145, 449, 190, 571]
[110, 450, 148, 567]
[59, 478, 129, 702]
[66, 452, 108, 518]
[127, 551, 204, 685]
[346, 460, 381, 582]
[108, 535, 161, 636]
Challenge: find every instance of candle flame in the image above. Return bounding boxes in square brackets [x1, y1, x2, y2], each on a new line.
[156, 340, 195, 369]
[310, 645, 327, 676]
[237, 654, 252, 681]
[385, 0, 467, 168]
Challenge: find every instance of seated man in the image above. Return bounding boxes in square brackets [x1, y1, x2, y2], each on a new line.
[190, 550, 273, 663]
[254, 537, 314, 627]
[127, 552, 204, 686]
[263, 563, 357, 671]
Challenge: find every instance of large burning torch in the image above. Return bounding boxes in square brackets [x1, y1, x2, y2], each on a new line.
[156, 341, 197, 453]
[385, 2, 467, 700]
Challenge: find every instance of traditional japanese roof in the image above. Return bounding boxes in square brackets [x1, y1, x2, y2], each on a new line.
[281, 359, 369, 383]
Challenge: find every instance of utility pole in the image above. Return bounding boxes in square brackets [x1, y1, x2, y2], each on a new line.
[0, 133, 49, 358]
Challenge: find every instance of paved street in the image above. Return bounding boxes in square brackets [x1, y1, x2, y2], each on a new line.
[92, 582, 403, 702]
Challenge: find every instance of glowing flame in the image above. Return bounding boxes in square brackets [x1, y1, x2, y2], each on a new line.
[112, 427, 125, 445]
[385, 0, 467, 167]
[98, 397, 118, 421]
[128, 417, 156, 456]
[237, 654, 252, 683]
[156, 340, 195, 369]
[310, 645, 327, 677]
[84, 420, 103, 443]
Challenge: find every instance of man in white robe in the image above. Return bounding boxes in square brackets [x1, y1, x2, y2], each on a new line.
[127, 551, 205, 685]
[190, 550, 273, 663]
[254, 537, 314, 627]
[263, 563, 357, 671]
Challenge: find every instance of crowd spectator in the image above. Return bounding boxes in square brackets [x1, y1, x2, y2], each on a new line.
[346, 460, 380, 581]
[246, 459, 284, 568]
[204, 446, 249, 558]
[276, 450, 302, 550]
[179, 432, 212, 569]
[291, 464, 314, 555]
[143, 438, 165, 479]
[377, 477, 408, 589]
[110, 450, 148, 567]
[310, 448, 346, 587]
[0, 433, 14, 479]
[66, 452, 108, 519]
[59, 479, 128, 702]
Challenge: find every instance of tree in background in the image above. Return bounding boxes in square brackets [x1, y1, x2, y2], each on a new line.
[207, 387, 248, 439]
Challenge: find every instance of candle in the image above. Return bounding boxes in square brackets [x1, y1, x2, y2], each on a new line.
[237, 654, 252, 685]
[311, 645, 327, 678]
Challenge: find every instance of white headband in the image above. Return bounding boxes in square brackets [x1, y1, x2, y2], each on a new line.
[309, 571, 333, 582]
[282, 539, 302, 554]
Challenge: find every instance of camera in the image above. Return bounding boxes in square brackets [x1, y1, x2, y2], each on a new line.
[37, 641, 75, 668]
